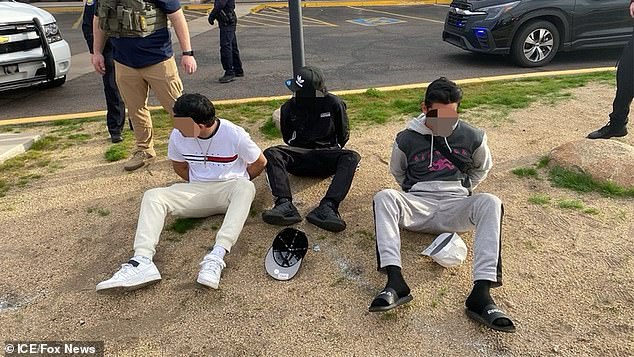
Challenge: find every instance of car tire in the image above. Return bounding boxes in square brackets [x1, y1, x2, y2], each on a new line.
[511, 20, 560, 67]
[43, 76, 66, 89]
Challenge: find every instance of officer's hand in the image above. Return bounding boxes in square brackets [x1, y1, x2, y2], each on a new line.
[208, 13, 215, 26]
[181, 55, 197, 75]
[91, 53, 106, 75]
[630, 2, 634, 18]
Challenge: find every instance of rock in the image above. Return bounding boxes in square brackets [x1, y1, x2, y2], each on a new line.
[549, 139, 634, 188]
[272, 108, 281, 130]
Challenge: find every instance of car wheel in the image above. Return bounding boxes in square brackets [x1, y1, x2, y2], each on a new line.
[43, 76, 66, 89]
[511, 20, 560, 67]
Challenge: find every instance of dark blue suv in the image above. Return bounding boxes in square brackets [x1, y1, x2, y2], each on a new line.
[442, 0, 633, 67]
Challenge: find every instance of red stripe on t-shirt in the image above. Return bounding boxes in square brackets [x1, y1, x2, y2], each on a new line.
[204, 154, 238, 163]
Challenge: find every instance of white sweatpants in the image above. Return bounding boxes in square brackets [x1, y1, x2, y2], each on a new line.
[133, 178, 256, 259]
[373, 189, 504, 285]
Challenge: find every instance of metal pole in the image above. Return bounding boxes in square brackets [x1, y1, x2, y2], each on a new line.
[288, 0, 305, 75]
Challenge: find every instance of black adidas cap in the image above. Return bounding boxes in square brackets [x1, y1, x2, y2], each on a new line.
[285, 66, 326, 93]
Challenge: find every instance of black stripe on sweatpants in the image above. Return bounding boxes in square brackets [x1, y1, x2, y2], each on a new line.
[373, 199, 383, 272]
[494, 203, 504, 287]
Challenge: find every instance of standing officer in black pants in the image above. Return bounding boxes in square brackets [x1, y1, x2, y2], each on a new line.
[208, 0, 243, 83]
[262, 66, 361, 233]
[587, 0, 634, 139]
[82, 0, 126, 143]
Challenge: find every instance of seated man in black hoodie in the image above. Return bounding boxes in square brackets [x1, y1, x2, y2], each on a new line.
[262, 66, 361, 232]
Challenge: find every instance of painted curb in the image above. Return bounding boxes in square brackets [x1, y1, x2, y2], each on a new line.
[0, 67, 616, 127]
[0, 135, 41, 164]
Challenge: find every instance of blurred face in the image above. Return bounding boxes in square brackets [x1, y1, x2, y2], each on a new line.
[173, 117, 203, 137]
[422, 102, 459, 137]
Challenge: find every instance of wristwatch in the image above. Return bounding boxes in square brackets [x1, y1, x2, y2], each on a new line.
[182, 50, 194, 56]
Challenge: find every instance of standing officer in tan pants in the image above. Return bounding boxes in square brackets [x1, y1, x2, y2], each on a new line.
[91, 0, 197, 171]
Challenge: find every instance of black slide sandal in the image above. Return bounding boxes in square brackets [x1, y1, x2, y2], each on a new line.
[466, 303, 516, 333]
[368, 287, 413, 313]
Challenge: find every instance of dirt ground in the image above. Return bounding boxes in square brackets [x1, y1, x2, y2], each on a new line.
[0, 83, 633, 356]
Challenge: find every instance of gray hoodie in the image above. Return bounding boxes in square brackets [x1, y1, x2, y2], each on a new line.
[389, 113, 493, 198]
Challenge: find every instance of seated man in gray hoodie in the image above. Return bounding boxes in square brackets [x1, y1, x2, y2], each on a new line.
[369, 77, 515, 333]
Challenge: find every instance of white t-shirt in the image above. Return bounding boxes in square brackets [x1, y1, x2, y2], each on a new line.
[168, 119, 261, 183]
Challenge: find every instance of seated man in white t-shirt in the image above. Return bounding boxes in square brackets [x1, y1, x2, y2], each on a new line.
[96, 93, 267, 292]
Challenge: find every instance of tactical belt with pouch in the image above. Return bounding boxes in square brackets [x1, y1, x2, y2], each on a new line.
[97, 0, 168, 38]
[217, 9, 237, 26]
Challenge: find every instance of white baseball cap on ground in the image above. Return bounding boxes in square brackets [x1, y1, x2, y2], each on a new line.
[421, 232, 467, 268]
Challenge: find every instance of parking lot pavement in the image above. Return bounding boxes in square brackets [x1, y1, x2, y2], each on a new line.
[0, 4, 623, 121]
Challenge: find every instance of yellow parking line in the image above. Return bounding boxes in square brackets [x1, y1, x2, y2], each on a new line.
[303, 15, 338, 27]
[266, 7, 287, 13]
[71, 10, 84, 30]
[256, 10, 289, 19]
[238, 17, 282, 26]
[249, 13, 291, 24]
[347, 5, 445, 24]
[39, 6, 84, 14]
[260, 7, 336, 26]
[183, 9, 206, 17]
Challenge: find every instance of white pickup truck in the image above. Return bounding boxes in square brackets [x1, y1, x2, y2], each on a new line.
[0, 0, 71, 91]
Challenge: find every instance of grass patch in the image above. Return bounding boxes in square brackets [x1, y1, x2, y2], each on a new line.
[105, 144, 128, 162]
[30, 136, 61, 151]
[364, 88, 384, 98]
[67, 133, 91, 141]
[259, 119, 281, 139]
[459, 72, 613, 112]
[167, 217, 205, 234]
[358, 106, 390, 124]
[536, 155, 551, 169]
[0, 179, 8, 198]
[583, 207, 600, 215]
[549, 166, 634, 198]
[558, 199, 584, 210]
[528, 194, 550, 205]
[512, 167, 538, 178]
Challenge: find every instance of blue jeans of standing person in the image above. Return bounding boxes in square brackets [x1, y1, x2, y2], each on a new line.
[219, 22, 243, 76]
[82, 3, 126, 140]
[101, 46, 126, 139]
[609, 33, 633, 128]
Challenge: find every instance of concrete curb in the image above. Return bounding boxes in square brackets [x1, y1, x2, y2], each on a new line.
[0, 134, 41, 164]
[0, 67, 616, 127]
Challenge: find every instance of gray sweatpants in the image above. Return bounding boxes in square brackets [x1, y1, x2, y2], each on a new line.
[373, 189, 503, 286]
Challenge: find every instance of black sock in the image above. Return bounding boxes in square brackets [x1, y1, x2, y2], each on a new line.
[385, 266, 410, 297]
[465, 280, 494, 314]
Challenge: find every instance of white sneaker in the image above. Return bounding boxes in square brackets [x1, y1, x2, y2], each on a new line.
[197, 254, 226, 289]
[96, 256, 161, 292]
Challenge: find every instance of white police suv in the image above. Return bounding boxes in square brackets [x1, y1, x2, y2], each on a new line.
[0, 0, 71, 91]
